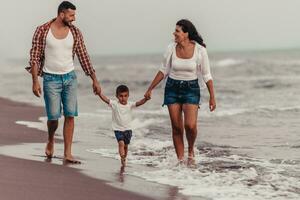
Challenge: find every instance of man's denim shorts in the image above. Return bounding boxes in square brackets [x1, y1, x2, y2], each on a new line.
[114, 130, 132, 145]
[43, 71, 78, 120]
[163, 77, 200, 106]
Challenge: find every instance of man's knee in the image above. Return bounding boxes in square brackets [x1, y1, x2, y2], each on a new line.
[47, 120, 58, 132]
[65, 116, 74, 122]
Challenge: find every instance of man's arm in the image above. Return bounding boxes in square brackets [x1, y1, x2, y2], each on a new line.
[90, 73, 101, 95]
[135, 97, 148, 107]
[32, 63, 42, 97]
[29, 26, 43, 97]
[75, 28, 101, 95]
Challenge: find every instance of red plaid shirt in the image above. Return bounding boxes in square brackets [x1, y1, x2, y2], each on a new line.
[26, 18, 95, 76]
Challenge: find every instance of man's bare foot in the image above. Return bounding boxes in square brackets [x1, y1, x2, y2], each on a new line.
[45, 142, 54, 158]
[63, 156, 81, 164]
[121, 155, 126, 167]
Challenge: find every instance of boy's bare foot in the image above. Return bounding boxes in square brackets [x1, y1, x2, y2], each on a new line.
[121, 155, 126, 167]
[45, 142, 54, 158]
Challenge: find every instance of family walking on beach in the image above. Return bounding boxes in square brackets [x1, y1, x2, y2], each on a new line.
[27, 1, 216, 167]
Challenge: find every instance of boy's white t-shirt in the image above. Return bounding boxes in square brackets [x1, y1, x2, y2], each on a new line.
[109, 100, 136, 131]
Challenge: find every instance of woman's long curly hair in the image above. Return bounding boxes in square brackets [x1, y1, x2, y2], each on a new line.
[176, 19, 206, 48]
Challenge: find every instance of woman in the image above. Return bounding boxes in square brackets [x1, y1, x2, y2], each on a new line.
[144, 19, 216, 165]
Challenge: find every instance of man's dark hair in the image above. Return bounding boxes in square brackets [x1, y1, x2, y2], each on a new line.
[58, 1, 76, 14]
[116, 85, 129, 95]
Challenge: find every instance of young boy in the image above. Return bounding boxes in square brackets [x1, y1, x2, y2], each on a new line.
[99, 85, 148, 167]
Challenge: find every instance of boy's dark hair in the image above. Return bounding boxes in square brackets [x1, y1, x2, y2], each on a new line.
[58, 1, 76, 14]
[116, 85, 129, 95]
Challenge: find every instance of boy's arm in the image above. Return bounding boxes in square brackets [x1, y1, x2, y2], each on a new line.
[98, 93, 110, 105]
[135, 97, 148, 107]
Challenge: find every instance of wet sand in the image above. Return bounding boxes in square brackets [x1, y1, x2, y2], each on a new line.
[0, 97, 155, 200]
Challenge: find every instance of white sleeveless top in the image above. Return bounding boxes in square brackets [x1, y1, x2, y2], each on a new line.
[169, 45, 198, 81]
[43, 29, 74, 74]
[159, 42, 213, 89]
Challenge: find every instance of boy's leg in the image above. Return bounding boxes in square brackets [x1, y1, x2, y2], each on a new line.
[118, 140, 125, 157]
[118, 141, 126, 166]
[123, 130, 132, 159]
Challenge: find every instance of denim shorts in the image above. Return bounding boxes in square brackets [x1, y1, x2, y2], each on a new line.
[114, 130, 132, 145]
[43, 71, 78, 120]
[163, 77, 200, 106]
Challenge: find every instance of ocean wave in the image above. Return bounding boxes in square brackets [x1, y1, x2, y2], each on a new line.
[214, 58, 245, 67]
[205, 105, 300, 118]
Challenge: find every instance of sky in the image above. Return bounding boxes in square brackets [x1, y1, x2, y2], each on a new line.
[1, 0, 300, 60]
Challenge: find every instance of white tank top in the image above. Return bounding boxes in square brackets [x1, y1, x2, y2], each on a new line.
[43, 29, 74, 74]
[169, 45, 198, 81]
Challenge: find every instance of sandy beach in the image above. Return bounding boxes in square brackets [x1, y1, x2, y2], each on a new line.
[0, 97, 157, 200]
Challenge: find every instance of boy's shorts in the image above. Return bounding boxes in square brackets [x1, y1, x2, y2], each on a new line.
[114, 130, 132, 145]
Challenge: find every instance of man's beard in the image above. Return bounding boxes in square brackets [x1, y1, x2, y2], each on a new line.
[62, 19, 72, 26]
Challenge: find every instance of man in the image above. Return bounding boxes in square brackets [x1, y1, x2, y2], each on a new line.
[26, 1, 101, 164]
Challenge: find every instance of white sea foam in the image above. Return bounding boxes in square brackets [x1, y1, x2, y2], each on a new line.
[200, 105, 300, 118]
[88, 141, 300, 199]
[16, 117, 48, 132]
[214, 58, 245, 67]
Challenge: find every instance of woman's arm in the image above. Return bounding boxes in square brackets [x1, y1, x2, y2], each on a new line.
[135, 97, 148, 107]
[206, 80, 216, 112]
[144, 71, 164, 99]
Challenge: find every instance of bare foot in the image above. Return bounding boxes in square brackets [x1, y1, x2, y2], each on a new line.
[45, 142, 54, 158]
[187, 156, 197, 168]
[63, 156, 81, 164]
[176, 159, 185, 167]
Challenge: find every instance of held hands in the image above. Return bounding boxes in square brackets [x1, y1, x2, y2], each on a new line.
[209, 96, 216, 112]
[32, 80, 42, 97]
[144, 89, 152, 100]
[92, 80, 101, 95]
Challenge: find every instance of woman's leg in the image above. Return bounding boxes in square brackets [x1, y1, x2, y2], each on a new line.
[182, 104, 199, 159]
[167, 104, 184, 160]
[124, 144, 128, 158]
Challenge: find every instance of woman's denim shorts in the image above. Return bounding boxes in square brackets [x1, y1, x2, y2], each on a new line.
[163, 77, 200, 106]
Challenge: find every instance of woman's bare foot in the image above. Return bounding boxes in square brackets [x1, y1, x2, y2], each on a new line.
[187, 149, 197, 167]
[176, 159, 185, 167]
[45, 142, 54, 158]
[187, 156, 197, 168]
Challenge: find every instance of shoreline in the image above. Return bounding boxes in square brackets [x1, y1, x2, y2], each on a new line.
[0, 97, 157, 200]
